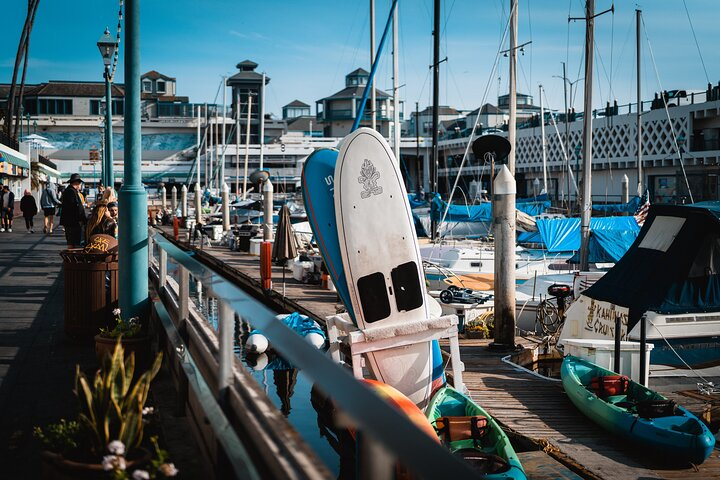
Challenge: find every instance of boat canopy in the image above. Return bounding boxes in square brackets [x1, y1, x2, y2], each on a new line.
[585, 202, 720, 329]
[536, 216, 640, 257]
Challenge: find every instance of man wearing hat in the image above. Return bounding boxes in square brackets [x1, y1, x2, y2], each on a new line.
[59, 173, 87, 248]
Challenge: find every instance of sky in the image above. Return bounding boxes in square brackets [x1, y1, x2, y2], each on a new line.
[2, 0, 719, 119]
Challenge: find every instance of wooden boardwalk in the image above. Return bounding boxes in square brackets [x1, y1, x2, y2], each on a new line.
[460, 339, 720, 480]
[159, 228, 720, 479]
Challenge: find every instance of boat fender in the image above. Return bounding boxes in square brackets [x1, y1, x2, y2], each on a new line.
[434, 416, 488, 445]
[305, 331, 326, 349]
[246, 332, 269, 354]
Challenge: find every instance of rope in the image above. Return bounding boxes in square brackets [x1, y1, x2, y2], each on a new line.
[641, 16, 694, 204]
[681, 0, 710, 84]
[646, 318, 715, 392]
[438, 0, 516, 231]
[109, 0, 124, 82]
[540, 89, 579, 196]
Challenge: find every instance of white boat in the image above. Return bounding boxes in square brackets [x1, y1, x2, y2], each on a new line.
[420, 243, 574, 291]
[559, 203, 720, 370]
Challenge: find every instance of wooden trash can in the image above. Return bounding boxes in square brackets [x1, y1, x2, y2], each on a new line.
[60, 249, 119, 339]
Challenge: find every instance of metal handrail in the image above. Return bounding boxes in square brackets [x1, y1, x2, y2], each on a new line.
[152, 296, 263, 480]
[149, 229, 479, 479]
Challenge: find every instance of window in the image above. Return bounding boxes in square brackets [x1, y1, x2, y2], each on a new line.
[91, 99, 124, 116]
[638, 216, 686, 252]
[37, 99, 73, 115]
[157, 81, 166, 93]
[143, 80, 152, 92]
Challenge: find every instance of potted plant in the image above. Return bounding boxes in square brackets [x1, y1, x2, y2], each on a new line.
[95, 309, 151, 368]
[35, 341, 176, 479]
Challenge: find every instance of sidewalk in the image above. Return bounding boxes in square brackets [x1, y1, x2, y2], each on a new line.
[0, 216, 202, 478]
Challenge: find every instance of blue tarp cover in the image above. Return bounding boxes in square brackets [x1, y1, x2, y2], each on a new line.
[536, 216, 640, 255]
[517, 231, 543, 244]
[408, 192, 428, 209]
[592, 195, 642, 214]
[430, 193, 551, 222]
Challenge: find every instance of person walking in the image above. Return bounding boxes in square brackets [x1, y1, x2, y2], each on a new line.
[20, 189, 38, 233]
[59, 173, 87, 248]
[0, 185, 15, 232]
[40, 182, 61, 234]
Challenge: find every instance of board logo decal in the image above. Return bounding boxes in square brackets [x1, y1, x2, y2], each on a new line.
[358, 159, 383, 199]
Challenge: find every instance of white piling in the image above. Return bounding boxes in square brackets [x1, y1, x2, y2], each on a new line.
[181, 184, 188, 218]
[222, 183, 230, 232]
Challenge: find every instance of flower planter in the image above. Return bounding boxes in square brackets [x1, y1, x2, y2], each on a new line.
[463, 330, 491, 339]
[94, 335, 151, 369]
[40, 448, 150, 480]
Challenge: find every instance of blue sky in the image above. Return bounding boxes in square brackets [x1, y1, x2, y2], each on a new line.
[2, 1, 718, 119]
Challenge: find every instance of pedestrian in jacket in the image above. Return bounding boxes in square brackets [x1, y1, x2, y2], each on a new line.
[59, 173, 87, 247]
[20, 189, 38, 233]
[0, 185, 15, 232]
[40, 182, 61, 234]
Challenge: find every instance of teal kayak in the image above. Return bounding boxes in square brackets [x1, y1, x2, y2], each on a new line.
[561, 355, 715, 465]
[426, 386, 526, 479]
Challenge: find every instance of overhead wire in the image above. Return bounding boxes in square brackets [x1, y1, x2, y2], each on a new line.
[438, 0, 517, 231]
[641, 15, 694, 204]
[681, 0, 710, 84]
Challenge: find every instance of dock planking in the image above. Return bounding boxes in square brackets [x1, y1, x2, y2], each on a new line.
[159, 227, 719, 479]
[460, 338, 720, 479]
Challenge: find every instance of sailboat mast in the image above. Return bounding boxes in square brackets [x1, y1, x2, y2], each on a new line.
[508, 0, 517, 174]
[562, 62, 570, 212]
[392, 2, 400, 163]
[242, 95, 252, 200]
[539, 84, 547, 193]
[636, 9, 643, 196]
[430, 0, 440, 240]
[260, 71, 266, 171]
[370, 0, 376, 132]
[579, 0, 595, 271]
[221, 76, 227, 187]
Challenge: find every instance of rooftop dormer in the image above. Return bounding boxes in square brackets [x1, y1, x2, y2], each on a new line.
[345, 68, 369, 87]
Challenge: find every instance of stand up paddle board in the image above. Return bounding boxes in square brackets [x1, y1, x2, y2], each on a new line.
[335, 128, 434, 408]
[302, 148, 445, 396]
[302, 149, 355, 319]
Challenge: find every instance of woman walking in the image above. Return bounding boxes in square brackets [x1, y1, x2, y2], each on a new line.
[40, 182, 61, 234]
[20, 190, 38, 233]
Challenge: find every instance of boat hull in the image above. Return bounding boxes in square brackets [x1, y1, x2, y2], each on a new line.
[426, 386, 526, 479]
[561, 355, 715, 465]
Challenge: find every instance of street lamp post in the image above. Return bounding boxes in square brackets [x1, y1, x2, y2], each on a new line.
[97, 28, 117, 189]
[118, 0, 149, 319]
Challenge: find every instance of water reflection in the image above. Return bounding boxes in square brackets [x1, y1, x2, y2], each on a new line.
[165, 260, 340, 475]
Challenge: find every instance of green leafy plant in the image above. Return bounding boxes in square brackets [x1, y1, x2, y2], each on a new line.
[100, 309, 143, 339]
[74, 339, 162, 456]
[465, 314, 494, 338]
[33, 419, 82, 455]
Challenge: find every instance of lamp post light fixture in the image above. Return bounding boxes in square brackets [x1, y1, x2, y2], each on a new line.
[97, 27, 117, 189]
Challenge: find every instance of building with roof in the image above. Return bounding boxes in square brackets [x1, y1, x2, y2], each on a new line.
[315, 68, 399, 137]
[282, 100, 311, 120]
[0, 70, 200, 187]
[465, 103, 506, 132]
[227, 60, 270, 145]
